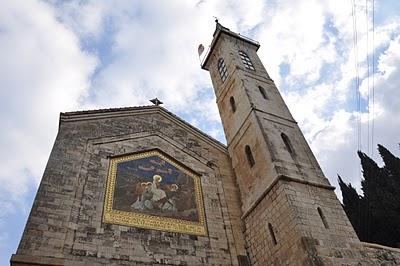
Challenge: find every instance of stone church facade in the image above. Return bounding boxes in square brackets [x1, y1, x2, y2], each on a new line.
[11, 22, 400, 265]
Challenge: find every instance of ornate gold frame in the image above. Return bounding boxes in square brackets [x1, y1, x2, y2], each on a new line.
[103, 150, 207, 236]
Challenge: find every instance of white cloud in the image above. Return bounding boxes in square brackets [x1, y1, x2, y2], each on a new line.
[53, 1, 108, 39]
[0, 0, 398, 209]
[1, 2, 400, 264]
[256, 0, 335, 86]
[0, 0, 97, 210]
[246, 0, 400, 195]
[305, 23, 400, 192]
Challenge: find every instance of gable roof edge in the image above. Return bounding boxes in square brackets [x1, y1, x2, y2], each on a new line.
[59, 106, 228, 153]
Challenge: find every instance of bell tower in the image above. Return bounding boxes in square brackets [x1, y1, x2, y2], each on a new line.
[202, 22, 361, 265]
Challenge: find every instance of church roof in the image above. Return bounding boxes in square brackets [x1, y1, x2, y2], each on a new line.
[59, 105, 227, 152]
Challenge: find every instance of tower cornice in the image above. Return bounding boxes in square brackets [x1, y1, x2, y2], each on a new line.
[201, 23, 260, 70]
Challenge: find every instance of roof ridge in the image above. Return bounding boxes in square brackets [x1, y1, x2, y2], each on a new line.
[59, 105, 227, 151]
[60, 105, 155, 116]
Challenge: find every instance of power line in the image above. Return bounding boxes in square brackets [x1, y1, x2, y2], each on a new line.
[351, 0, 361, 153]
[364, 0, 375, 242]
[352, 0, 366, 240]
[351, 0, 376, 243]
[371, 0, 375, 156]
[366, 0, 370, 155]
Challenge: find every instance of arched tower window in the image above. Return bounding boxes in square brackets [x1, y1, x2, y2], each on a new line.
[229, 96, 236, 112]
[245, 145, 255, 167]
[258, 86, 268, 99]
[217, 58, 228, 82]
[239, 51, 255, 70]
[268, 223, 277, 245]
[317, 207, 329, 229]
[281, 133, 294, 154]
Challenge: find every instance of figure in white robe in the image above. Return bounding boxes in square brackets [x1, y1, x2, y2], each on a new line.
[150, 175, 166, 201]
[131, 175, 179, 212]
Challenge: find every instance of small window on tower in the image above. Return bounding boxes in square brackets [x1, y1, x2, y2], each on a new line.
[230, 96, 236, 112]
[268, 223, 278, 245]
[217, 58, 228, 82]
[317, 207, 329, 229]
[239, 51, 255, 71]
[245, 145, 255, 167]
[258, 86, 268, 99]
[281, 133, 294, 154]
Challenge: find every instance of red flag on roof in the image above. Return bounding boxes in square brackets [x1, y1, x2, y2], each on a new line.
[198, 44, 205, 56]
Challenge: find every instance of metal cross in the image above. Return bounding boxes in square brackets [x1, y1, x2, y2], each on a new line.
[149, 98, 163, 106]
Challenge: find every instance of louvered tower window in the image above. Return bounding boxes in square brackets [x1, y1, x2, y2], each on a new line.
[239, 51, 255, 70]
[217, 58, 228, 82]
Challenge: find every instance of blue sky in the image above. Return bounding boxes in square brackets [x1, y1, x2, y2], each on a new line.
[1, 0, 400, 264]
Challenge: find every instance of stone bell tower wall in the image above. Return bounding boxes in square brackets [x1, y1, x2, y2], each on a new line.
[202, 23, 369, 265]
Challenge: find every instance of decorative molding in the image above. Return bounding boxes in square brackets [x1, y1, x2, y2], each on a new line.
[362, 242, 400, 253]
[88, 132, 213, 168]
[241, 174, 335, 220]
[59, 106, 228, 154]
[10, 254, 64, 266]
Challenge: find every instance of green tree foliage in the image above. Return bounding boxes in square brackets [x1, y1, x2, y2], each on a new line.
[338, 144, 400, 248]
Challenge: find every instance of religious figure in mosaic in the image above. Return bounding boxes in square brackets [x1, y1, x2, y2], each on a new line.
[130, 174, 179, 212]
[111, 153, 199, 222]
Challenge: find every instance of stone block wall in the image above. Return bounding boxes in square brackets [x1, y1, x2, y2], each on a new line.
[12, 107, 248, 266]
[12, 106, 400, 266]
[243, 178, 400, 266]
[244, 179, 308, 266]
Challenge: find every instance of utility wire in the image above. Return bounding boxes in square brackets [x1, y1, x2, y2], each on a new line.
[365, 0, 370, 241]
[351, 0, 361, 153]
[352, 0, 369, 241]
[371, 0, 375, 156]
[366, 0, 370, 156]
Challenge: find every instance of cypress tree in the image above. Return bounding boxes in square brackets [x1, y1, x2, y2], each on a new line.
[338, 175, 365, 241]
[378, 144, 400, 181]
[358, 150, 388, 245]
[377, 144, 400, 247]
[339, 145, 400, 247]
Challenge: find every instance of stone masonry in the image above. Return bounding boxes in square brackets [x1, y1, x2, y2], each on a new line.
[201, 22, 400, 265]
[11, 22, 400, 265]
[11, 107, 248, 265]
